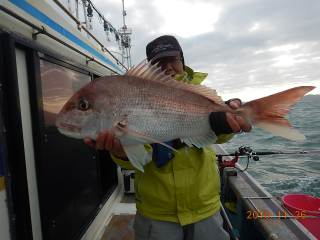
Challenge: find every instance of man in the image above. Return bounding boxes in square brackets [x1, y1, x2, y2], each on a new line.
[84, 35, 251, 239]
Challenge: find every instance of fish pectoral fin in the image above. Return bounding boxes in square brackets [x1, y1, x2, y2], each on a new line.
[181, 131, 217, 148]
[116, 124, 180, 154]
[122, 145, 147, 172]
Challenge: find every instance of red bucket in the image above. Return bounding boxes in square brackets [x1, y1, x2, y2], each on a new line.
[282, 194, 320, 239]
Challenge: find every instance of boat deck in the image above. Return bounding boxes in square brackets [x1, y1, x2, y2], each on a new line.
[228, 173, 314, 240]
[212, 144, 318, 240]
[99, 193, 136, 240]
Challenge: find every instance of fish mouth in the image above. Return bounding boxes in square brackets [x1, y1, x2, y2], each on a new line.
[56, 122, 81, 132]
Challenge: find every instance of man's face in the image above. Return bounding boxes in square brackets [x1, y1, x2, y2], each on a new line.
[155, 55, 184, 78]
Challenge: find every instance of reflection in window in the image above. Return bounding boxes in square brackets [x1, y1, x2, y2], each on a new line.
[40, 60, 91, 126]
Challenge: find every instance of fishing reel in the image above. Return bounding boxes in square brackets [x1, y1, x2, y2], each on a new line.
[238, 146, 260, 161]
[218, 146, 259, 171]
[218, 146, 320, 171]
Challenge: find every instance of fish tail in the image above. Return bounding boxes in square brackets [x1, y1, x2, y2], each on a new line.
[243, 86, 315, 141]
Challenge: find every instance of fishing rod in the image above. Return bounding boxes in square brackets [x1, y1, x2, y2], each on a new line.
[217, 146, 320, 172]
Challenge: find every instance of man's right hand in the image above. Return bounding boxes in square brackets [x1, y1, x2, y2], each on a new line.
[226, 99, 252, 133]
[84, 131, 128, 160]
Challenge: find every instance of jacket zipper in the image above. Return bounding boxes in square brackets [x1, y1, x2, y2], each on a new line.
[213, 160, 221, 187]
[136, 172, 144, 203]
[211, 145, 221, 191]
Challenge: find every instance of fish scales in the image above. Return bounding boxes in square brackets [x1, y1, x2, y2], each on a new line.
[104, 75, 224, 145]
[55, 59, 316, 171]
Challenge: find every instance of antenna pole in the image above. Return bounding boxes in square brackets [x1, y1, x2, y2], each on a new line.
[119, 0, 132, 70]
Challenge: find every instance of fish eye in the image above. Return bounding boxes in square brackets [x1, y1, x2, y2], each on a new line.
[78, 99, 90, 111]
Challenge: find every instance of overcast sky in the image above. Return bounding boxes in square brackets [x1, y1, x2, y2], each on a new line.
[59, 0, 320, 101]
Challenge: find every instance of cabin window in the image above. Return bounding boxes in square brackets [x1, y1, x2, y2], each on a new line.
[40, 60, 91, 126]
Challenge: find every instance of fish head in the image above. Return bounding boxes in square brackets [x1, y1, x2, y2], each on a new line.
[55, 78, 115, 140]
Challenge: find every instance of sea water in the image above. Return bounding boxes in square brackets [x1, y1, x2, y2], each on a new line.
[222, 95, 320, 198]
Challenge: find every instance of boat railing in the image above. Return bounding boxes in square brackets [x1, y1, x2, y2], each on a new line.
[0, 1, 127, 73]
[52, 0, 127, 71]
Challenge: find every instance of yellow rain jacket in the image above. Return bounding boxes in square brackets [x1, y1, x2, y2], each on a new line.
[111, 67, 234, 226]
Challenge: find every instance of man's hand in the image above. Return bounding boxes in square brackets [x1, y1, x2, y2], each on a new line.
[209, 99, 252, 135]
[84, 131, 128, 159]
[226, 99, 251, 133]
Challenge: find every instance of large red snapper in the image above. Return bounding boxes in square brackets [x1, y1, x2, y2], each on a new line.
[55, 60, 315, 171]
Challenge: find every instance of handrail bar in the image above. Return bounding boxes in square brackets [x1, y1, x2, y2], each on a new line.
[0, 1, 126, 74]
[52, 0, 127, 70]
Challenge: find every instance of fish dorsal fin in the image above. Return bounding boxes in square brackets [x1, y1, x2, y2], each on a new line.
[126, 59, 225, 105]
